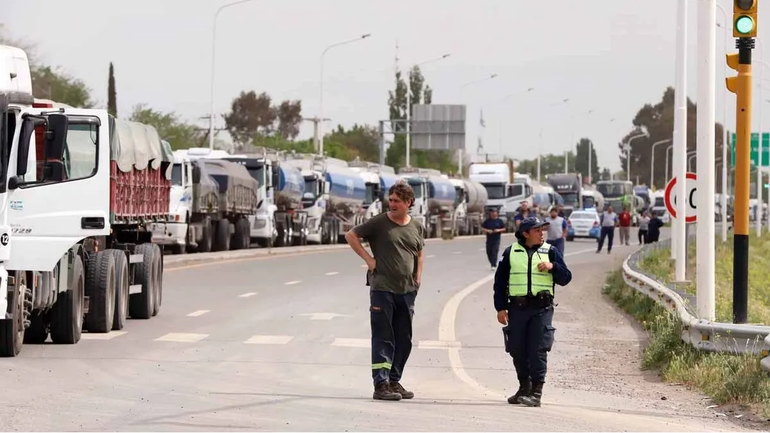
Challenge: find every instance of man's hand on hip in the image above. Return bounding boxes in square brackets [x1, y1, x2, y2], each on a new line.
[497, 310, 508, 325]
[365, 257, 376, 271]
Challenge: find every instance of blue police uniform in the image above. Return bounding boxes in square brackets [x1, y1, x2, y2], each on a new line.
[493, 217, 573, 407]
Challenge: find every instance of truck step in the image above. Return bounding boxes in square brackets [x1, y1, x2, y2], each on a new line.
[129, 284, 142, 295]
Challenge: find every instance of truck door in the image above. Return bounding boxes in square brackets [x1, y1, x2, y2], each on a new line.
[5, 108, 111, 272]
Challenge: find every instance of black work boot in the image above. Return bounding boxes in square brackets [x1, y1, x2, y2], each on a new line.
[519, 382, 543, 407]
[507, 379, 531, 404]
[373, 381, 402, 401]
[390, 381, 414, 399]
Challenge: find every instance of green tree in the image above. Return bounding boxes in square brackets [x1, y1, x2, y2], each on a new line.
[324, 124, 379, 162]
[128, 104, 203, 150]
[618, 86, 725, 190]
[107, 62, 117, 117]
[574, 138, 599, 183]
[514, 152, 576, 179]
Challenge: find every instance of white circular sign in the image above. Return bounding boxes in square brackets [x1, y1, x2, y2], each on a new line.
[664, 172, 697, 223]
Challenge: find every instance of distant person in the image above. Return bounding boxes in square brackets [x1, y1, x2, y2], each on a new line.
[514, 201, 537, 230]
[345, 181, 425, 401]
[618, 207, 632, 246]
[482, 209, 507, 270]
[556, 204, 566, 218]
[597, 205, 618, 254]
[545, 208, 567, 255]
[647, 213, 664, 243]
[637, 211, 650, 244]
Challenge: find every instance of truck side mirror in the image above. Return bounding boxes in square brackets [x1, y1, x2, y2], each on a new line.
[16, 119, 35, 177]
[44, 113, 68, 160]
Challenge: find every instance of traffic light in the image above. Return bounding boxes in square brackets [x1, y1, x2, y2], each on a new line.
[734, 0, 758, 38]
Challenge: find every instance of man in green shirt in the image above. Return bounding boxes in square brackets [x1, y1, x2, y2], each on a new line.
[345, 181, 426, 401]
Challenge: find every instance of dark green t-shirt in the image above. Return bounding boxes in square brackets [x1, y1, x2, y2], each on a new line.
[352, 213, 425, 294]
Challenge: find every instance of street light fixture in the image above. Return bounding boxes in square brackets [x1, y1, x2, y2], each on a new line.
[650, 137, 673, 188]
[318, 33, 372, 156]
[625, 130, 648, 182]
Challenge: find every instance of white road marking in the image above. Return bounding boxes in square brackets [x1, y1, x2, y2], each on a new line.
[453, 251, 462, 254]
[238, 292, 257, 298]
[438, 247, 596, 399]
[155, 333, 209, 343]
[426, 254, 436, 258]
[298, 313, 348, 320]
[325, 271, 339, 276]
[418, 340, 462, 349]
[478, 247, 485, 251]
[331, 337, 370, 348]
[244, 335, 294, 345]
[186, 310, 210, 317]
[81, 331, 127, 340]
[285, 280, 301, 285]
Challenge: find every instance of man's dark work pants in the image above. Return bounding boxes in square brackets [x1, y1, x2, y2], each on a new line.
[597, 226, 614, 252]
[505, 304, 555, 383]
[486, 239, 501, 267]
[370, 290, 417, 385]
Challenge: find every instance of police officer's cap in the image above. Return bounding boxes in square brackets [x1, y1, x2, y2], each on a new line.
[515, 217, 550, 240]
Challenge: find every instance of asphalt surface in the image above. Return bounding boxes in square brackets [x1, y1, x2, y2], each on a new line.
[0, 233, 756, 431]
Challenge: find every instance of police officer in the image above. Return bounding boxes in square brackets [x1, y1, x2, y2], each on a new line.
[493, 217, 573, 407]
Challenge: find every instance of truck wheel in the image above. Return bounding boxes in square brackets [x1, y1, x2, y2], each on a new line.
[23, 312, 48, 344]
[84, 251, 117, 333]
[110, 250, 129, 331]
[129, 244, 158, 320]
[49, 255, 84, 345]
[151, 244, 162, 317]
[0, 273, 26, 356]
[231, 218, 250, 250]
[213, 219, 231, 252]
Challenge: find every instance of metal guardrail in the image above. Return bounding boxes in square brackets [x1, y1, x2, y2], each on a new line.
[621, 240, 770, 373]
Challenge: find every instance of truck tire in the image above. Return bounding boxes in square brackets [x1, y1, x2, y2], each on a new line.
[152, 244, 162, 317]
[49, 255, 84, 345]
[110, 250, 129, 331]
[0, 273, 26, 356]
[130, 244, 158, 320]
[84, 251, 117, 333]
[231, 218, 250, 250]
[213, 219, 231, 252]
[24, 312, 48, 344]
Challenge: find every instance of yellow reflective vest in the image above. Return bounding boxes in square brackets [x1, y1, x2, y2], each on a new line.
[508, 242, 554, 297]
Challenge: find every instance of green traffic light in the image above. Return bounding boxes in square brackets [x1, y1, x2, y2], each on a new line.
[736, 15, 755, 34]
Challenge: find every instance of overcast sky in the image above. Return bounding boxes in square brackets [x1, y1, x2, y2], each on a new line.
[3, 0, 753, 172]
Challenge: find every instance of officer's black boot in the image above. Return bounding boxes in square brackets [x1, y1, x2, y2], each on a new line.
[506, 378, 531, 404]
[519, 381, 543, 407]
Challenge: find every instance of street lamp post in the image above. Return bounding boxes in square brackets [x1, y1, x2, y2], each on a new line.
[318, 33, 372, 156]
[650, 138, 672, 188]
[625, 132, 648, 182]
[405, 53, 451, 168]
[665, 143, 674, 183]
[209, 0, 263, 150]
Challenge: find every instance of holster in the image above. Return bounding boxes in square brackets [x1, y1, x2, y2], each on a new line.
[509, 291, 554, 310]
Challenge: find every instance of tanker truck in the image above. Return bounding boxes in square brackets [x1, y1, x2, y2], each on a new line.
[150, 150, 259, 253]
[348, 159, 402, 221]
[221, 153, 305, 247]
[281, 154, 366, 244]
[398, 168, 457, 238]
[449, 178, 488, 236]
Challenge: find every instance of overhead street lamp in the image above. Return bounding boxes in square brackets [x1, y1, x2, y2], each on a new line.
[625, 131, 648, 182]
[405, 53, 451, 168]
[650, 137, 672, 189]
[209, 0, 263, 150]
[318, 33, 372, 156]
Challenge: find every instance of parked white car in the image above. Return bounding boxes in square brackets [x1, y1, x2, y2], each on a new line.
[566, 210, 601, 241]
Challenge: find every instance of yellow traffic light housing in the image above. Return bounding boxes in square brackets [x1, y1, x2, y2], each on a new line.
[734, 0, 758, 38]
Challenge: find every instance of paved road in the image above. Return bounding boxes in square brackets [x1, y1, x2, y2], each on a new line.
[0, 234, 754, 431]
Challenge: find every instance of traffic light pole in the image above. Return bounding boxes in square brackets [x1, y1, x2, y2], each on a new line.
[726, 37, 754, 324]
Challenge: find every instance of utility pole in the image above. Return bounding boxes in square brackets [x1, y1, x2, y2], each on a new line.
[303, 116, 330, 154]
[725, 0, 757, 324]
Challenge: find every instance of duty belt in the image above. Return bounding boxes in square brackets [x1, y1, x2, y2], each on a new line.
[508, 290, 554, 309]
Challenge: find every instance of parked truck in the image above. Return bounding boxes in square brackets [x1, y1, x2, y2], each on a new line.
[0, 84, 172, 355]
[398, 167, 457, 238]
[150, 148, 259, 253]
[348, 159, 403, 221]
[546, 173, 583, 217]
[281, 154, 366, 244]
[468, 161, 532, 231]
[449, 178, 487, 236]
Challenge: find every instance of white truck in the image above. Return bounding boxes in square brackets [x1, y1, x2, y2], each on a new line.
[469, 161, 533, 231]
[348, 159, 404, 222]
[150, 148, 258, 253]
[398, 167, 457, 238]
[448, 177, 487, 236]
[0, 71, 172, 356]
[281, 154, 366, 244]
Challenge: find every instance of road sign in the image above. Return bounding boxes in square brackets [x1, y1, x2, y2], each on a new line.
[410, 104, 466, 151]
[730, 132, 770, 166]
[664, 172, 697, 223]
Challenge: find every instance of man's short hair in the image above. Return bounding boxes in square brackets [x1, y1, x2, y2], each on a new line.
[388, 181, 415, 206]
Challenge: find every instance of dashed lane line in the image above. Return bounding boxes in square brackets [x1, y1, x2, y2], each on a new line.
[284, 280, 301, 285]
[238, 292, 258, 298]
[186, 310, 210, 317]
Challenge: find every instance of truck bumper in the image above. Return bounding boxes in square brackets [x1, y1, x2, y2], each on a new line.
[249, 214, 272, 239]
[149, 222, 187, 247]
[0, 264, 8, 319]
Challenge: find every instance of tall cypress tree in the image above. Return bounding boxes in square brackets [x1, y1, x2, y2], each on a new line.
[107, 62, 117, 117]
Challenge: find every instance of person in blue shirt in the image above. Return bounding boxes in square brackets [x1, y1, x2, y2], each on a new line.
[482, 209, 507, 269]
[493, 217, 573, 407]
[513, 201, 538, 230]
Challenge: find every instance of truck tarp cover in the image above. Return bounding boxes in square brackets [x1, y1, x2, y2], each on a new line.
[199, 159, 259, 215]
[190, 160, 221, 214]
[109, 117, 173, 179]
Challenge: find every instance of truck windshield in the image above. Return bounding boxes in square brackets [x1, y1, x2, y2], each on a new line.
[364, 184, 376, 205]
[510, 184, 524, 197]
[561, 192, 579, 207]
[408, 180, 424, 199]
[654, 197, 665, 207]
[246, 166, 265, 186]
[583, 196, 595, 208]
[171, 163, 182, 186]
[483, 183, 506, 199]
